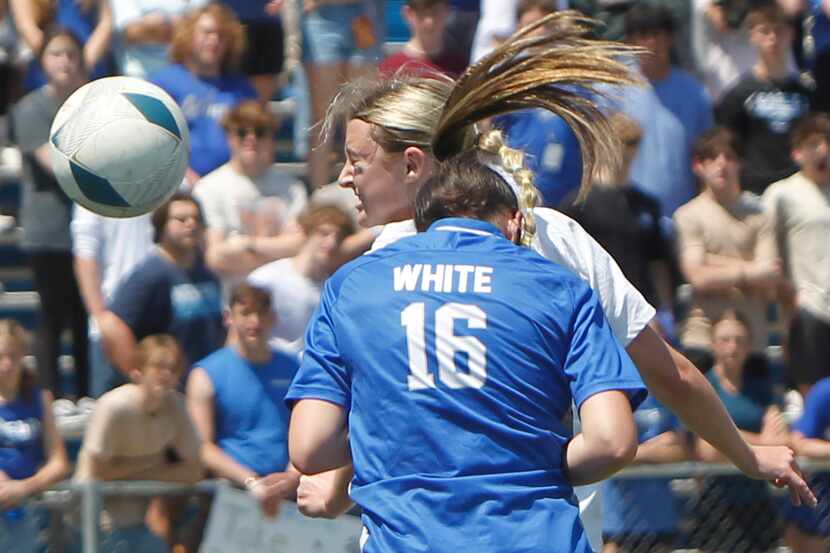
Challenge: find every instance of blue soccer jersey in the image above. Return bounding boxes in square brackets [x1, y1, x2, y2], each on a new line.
[286, 217, 647, 553]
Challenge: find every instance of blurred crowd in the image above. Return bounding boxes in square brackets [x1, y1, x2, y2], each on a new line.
[0, 0, 828, 552]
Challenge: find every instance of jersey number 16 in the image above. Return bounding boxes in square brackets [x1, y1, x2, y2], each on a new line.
[401, 302, 488, 391]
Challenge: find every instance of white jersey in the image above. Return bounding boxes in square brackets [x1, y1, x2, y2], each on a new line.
[371, 209, 656, 550]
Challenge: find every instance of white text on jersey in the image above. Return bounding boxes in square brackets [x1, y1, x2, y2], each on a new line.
[393, 264, 494, 293]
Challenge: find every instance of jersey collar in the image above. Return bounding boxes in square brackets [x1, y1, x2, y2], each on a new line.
[427, 217, 505, 238]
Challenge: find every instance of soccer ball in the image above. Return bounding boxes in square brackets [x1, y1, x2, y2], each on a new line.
[49, 76, 189, 218]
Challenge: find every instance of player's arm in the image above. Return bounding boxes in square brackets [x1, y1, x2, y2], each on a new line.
[634, 430, 689, 464]
[790, 432, 830, 458]
[9, 0, 44, 53]
[185, 367, 257, 486]
[627, 326, 814, 505]
[122, 11, 178, 45]
[289, 399, 350, 475]
[565, 390, 638, 486]
[296, 464, 355, 519]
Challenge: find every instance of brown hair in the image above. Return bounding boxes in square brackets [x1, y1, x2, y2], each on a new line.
[221, 100, 280, 133]
[0, 320, 37, 399]
[229, 282, 272, 312]
[790, 112, 830, 150]
[744, 1, 788, 29]
[169, 3, 247, 73]
[711, 308, 753, 339]
[414, 148, 519, 231]
[405, 0, 449, 10]
[692, 126, 743, 162]
[297, 204, 356, 238]
[39, 24, 84, 64]
[134, 334, 186, 375]
[517, 0, 557, 19]
[151, 192, 204, 243]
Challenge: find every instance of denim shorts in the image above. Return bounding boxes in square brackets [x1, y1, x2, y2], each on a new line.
[301, 3, 381, 65]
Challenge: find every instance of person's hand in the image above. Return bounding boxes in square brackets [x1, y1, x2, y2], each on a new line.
[265, 0, 285, 16]
[0, 480, 29, 509]
[304, 0, 319, 13]
[705, 4, 730, 32]
[744, 259, 783, 290]
[296, 472, 340, 518]
[760, 406, 788, 446]
[248, 472, 300, 518]
[748, 445, 817, 507]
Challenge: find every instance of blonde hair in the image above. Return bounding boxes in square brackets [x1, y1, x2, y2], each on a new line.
[477, 130, 539, 245]
[326, 11, 639, 206]
[169, 3, 247, 73]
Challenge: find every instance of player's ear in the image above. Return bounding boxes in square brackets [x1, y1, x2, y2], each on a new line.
[506, 210, 524, 245]
[403, 146, 430, 182]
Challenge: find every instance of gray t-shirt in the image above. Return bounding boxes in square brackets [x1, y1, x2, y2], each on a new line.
[9, 86, 72, 251]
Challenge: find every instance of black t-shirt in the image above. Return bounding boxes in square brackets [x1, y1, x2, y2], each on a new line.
[715, 73, 812, 195]
[560, 184, 670, 306]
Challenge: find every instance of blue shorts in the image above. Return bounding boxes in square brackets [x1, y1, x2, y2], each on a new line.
[301, 3, 381, 65]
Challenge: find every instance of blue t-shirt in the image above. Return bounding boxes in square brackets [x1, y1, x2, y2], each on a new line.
[705, 369, 775, 504]
[784, 377, 830, 535]
[602, 395, 682, 535]
[25, 0, 114, 91]
[0, 390, 46, 480]
[286, 217, 646, 553]
[110, 251, 224, 369]
[199, 346, 299, 476]
[150, 64, 257, 176]
[495, 110, 583, 208]
[617, 68, 713, 216]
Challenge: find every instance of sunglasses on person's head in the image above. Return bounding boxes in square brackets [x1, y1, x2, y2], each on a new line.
[233, 126, 273, 140]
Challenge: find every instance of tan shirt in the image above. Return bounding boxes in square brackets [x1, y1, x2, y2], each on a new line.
[763, 172, 830, 322]
[74, 385, 200, 528]
[674, 192, 776, 351]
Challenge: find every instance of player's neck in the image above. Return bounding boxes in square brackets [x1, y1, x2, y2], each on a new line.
[713, 362, 742, 394]
[229, 157, 268, 179]
[704, 182, 741, 205]
[158, 243, 196, 269]
[753, 56, 789, 81]
[406, 35, 441, 58]
[186, 59, 221, 79]
[45, 80, 83, 103]
[230, 335, 271, 364]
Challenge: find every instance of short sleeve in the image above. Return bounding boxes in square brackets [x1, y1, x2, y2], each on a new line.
[563, 283, 647, 411]
[80, 397, 119, 459]
[532, 208, 656, 345]
[285, 281, 351, 409]
[109, 260, 169, 336]
[793, 380, 830, 438]
[71, 204, 103, 259]
[192, 180, 228, 234]
[171, 395, 201, 461]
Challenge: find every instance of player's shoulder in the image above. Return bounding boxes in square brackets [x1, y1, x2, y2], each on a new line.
[195, 345, 235, 372]
[808, 377, 830, 402]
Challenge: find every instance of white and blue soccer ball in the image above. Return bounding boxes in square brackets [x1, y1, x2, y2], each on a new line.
[49, 76, 189, 218]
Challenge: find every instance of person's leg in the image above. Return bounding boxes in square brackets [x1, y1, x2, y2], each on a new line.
[67, 256, 89, 398]
[785, 523, 829, 553]
[29, 251, 64, 396]
[243, 19, 286, 103]
[88, 335, 126, 399]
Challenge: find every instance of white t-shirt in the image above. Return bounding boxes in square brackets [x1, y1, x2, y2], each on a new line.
[247, 258, 323, 354]
[70, 205, 155, 338]
[370, 210, 656, 551]
[194, 163, 308, 237]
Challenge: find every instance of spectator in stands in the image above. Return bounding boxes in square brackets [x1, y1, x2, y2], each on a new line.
[379, 0, 467, 78]
[716, 1, 812, 196]
[469, 0, 517, 62]
[443, 0, 479, 66]
[11, 0, 113, 92]
[0, 320, 69, 553]
[224, 0, 287, 102]
[186, 283, 299, 515]
[762, 113, 830, 395]
[783, 376, 830, 553]
[97, 194, 224, 388]
[8, 26, 89, 398]
[805, 0, 830, 113]
[302, 0, 380, 190]
[601, 395, 689, 553]
[674, 127, 785, 371]
[247, 204, 355, 354]
[491, 1, 584, 208]
[560, 114, 675, 326]
[619, 3, 714, 216]
[194, 100, 307, 288]
[693, 310, 786, 553]
[71, 206, 154, 399]
[73, 334, 201, 553]
[110, 0, 207, 79]
[150, 3, 257, 185]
